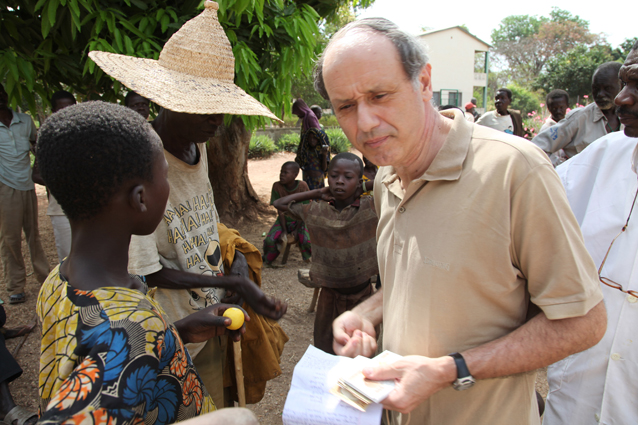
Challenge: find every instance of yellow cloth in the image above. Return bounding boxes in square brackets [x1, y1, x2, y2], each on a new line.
[218, 223, 289, 404]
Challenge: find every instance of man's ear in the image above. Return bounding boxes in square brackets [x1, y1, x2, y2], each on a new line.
[129, 184, 148, 213]
[419, 63, 434, 103]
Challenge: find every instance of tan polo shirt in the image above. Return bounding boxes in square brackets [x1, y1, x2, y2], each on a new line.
[374, 109, 603, 425]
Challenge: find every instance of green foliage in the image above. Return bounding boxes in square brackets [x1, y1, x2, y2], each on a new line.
[1, 0, 372, 129]
[320, 114, 339, 127]
[490, 8, 597, 86]
[507, 84, 541, 116]
[325, 128, 351, 153]
[534, 44, 618, 102]
[248, 134, 277, 158]
[277, 132, 300, 153]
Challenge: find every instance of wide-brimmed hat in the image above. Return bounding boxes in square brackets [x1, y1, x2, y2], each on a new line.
[89, 1, 280, 121]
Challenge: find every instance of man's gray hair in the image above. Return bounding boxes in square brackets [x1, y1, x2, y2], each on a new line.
[313, 18, 429, 100]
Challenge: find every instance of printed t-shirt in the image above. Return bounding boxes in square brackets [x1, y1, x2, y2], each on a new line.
[475, 110, 514, 134]
[288, 196, 378, 288]
[129, 143, 224, 358]
[37, 265, 215, 425]
[374, 109, 603, 425]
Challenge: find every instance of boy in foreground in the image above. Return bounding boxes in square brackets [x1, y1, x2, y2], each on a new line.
[263, 161, 312, 266]
[35, 102, 281, 424]
[274, 153, 378, 354]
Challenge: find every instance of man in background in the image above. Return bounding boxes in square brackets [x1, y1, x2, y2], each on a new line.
[532, 62, 622, 160]
[476, 88, 524, 137]
[544, 41, 638, 425]
[0, 84, 49, 304]
[124, 90, 150, 120]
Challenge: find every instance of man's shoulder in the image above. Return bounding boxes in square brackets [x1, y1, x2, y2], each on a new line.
[471, 125, 551, 169]
[11, 111, 35, 126]
[559, 132, 635, 172]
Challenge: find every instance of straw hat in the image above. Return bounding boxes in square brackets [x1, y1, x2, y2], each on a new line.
[89, 1, 281, 121]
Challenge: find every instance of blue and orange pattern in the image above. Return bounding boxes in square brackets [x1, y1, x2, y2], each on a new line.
[37, 266, 215, 425]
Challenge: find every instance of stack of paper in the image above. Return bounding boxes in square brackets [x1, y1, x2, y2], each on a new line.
[333, 351, 403, 411]
[283, 346, 384, 425]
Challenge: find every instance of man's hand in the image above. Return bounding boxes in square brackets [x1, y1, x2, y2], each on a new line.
[174, 304, 250, 344]
[362, 355, 456, 414]
[332, 311, 377, 357]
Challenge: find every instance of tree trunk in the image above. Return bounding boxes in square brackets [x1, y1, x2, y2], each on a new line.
[207, 117, 270, 225]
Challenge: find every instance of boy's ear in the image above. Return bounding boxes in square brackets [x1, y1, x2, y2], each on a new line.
[130, 184, 148, 213]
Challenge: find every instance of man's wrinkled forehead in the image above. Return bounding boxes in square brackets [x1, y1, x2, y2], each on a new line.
[620, 51, 638, 81]
[324, 29, 385, 69]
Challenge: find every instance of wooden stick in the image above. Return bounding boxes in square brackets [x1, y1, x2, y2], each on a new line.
[308, 287, 320, 313]
[233, 339, 246, 407]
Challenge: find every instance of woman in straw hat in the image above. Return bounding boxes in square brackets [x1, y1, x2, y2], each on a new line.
[89, 1, 286, 408]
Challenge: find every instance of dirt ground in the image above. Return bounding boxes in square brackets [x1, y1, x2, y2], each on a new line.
[5, 151, 548, 423]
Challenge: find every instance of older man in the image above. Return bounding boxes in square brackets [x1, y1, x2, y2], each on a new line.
[315, 18, 606, 424]
[543, 41, 638, 425]
[476, 88, 524, 136]
[532, 62, 622, 160]
[90, 1, 286, 408]
[0, 84, 49, 304]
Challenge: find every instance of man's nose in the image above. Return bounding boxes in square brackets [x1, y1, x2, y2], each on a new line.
[615, 86, 634, 106]
[357, 102, 379, 133]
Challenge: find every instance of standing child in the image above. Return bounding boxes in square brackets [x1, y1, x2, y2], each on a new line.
[274, 153, 378, 354]
[295, 127, 330, 189]
[263, 161, 312, 266]
[35, 102, 285, 424]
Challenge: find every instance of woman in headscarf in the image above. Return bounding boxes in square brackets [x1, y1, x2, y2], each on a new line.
[295, 127, 330, 189]
[292, 98, 321, 133]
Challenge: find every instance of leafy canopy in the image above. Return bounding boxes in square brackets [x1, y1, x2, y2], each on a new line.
[0, 0, 371, 128]
[490, 8, 597, 86]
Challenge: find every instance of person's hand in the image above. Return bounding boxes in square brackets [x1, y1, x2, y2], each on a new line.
[362, 355, 456, 414]
[319, 186, 335, 202]
[234, 275, 288, 320]
[332, 310, 377, 357]
[223, 251, 249, 305]
[174, 304, 250, 344]
[321, 145, 330, 154]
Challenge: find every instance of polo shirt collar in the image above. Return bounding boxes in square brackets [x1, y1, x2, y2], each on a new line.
[380, 108, 472, 186]
[592, 103, 606, 123]
[0, 108, 20, 128]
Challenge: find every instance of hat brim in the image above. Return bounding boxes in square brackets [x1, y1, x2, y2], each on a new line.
[89, 51, 282, 122]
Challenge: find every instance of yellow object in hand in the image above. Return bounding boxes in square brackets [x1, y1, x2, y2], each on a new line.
[223, 307, 245, 330]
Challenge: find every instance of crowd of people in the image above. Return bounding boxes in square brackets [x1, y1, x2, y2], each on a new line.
[0, 1, 637, 424]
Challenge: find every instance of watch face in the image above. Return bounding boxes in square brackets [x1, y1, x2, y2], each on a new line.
[453, 376, 476, 391]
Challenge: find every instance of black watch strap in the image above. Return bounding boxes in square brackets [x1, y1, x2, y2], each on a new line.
[449, 352, 475, 391]
[449, 352, 471, 379]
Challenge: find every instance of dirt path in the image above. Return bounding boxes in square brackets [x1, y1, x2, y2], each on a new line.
[6, 152, 547, 423]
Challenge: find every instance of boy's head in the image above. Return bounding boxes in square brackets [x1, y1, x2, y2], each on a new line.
[50, 90, 76, 113]
[327, 153, 363, 201]
[37, 101, 168, 233]
[546, 89, 569, 122]
[279, 161, 300, 186]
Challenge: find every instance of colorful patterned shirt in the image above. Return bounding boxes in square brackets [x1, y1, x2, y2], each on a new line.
[37, 265, 215, 425]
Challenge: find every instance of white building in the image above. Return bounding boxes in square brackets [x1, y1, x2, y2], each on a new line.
[417, 26, 490, 112]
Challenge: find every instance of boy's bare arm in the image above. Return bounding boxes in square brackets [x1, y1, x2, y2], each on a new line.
[144, 268, 286, 320]
[272, 187, 332, 212]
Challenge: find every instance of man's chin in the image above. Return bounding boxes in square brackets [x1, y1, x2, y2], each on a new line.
[595, 101, 614, 111]
[624, 127, 638, 138]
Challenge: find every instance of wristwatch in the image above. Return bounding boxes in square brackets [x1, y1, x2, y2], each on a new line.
[449, 352, 475, 391]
